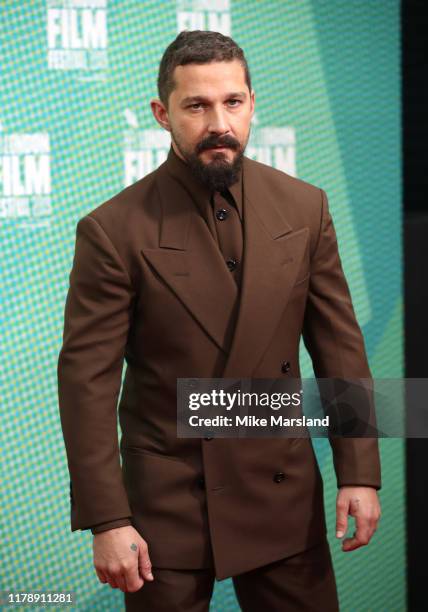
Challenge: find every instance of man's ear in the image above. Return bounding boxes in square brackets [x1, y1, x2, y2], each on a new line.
[250, 89, 255, 118]
[150, 98, 171, 132]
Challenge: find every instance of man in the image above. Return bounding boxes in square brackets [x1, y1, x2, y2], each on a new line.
[57, 30, 381, 611]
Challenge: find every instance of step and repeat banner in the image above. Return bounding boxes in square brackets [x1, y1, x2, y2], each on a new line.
[1, 2, 402, 610]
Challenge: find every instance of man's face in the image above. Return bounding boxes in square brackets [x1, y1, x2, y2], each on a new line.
[152, 59, 255, 191]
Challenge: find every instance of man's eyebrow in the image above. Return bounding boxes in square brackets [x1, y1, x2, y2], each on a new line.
[180, 91, 247, 106]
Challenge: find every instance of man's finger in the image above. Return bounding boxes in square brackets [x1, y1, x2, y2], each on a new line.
[342, 512, 373, 551]
[342, 531, 374, 551]
[107, 567, 127, 591]
[123, 563, 145, 593]
[106, 575, 119, 589]
[336, 498, 349, 538]
[138, 543, 154, 581]
[95, 568, 107, 584]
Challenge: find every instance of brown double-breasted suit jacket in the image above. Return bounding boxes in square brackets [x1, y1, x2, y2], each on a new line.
[57, 145, 381, 581]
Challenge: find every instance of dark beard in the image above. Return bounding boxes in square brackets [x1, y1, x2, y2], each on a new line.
[174, 131, 244, 192]
[185, 148, 244, 192]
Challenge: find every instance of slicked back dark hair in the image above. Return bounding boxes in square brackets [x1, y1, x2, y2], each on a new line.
[157, 30, 252, 109]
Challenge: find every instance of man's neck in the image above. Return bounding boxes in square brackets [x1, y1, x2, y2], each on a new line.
[171, 142, 187, 164]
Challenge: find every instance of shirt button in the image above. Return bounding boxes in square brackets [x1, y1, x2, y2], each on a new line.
[226, 257, 238, 271]
[216, 208, 229, 221]
[281, 361, 291, 373]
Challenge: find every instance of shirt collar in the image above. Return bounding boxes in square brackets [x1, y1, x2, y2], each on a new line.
[164, 144, 243, 220]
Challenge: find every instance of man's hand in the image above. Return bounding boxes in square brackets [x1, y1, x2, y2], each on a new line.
[93, 525, 154, 592]
[335, 486, 381, 552]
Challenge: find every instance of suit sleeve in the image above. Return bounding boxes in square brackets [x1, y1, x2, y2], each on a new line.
[90, 517, 132, 534]
[57, 214, 134, 531]
[302, 188, 382, 490]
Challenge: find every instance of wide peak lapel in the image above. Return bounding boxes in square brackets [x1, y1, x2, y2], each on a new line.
[222, 157, 309, 377]
[141, 162, 238, 353]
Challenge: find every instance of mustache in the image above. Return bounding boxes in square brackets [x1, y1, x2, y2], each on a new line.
[197, 136, 240, 153]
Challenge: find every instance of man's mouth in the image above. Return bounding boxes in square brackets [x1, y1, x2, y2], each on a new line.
[205, 145, 229, 150]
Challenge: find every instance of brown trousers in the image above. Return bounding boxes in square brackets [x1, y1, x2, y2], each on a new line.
[124, 539, 339, 612]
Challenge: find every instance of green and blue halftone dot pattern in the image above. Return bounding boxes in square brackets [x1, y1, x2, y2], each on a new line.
[0, 1, 402, 610]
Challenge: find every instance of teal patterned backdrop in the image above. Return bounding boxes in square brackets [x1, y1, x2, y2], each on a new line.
[1, 1, 403, 610]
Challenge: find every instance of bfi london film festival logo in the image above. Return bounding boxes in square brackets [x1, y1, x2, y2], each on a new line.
[122, 109, 296, 186]
[46, 0, 108, 80]
[0, 126, 52, 228]
[176, 0, 231, 35]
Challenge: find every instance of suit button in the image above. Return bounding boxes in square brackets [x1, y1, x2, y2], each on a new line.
[281, 361, 291, 373]
[197, 476, 205, 489]
[226, 257, 238, 271]
[216, 208, 229, 221]
[273, 472, 285, 483]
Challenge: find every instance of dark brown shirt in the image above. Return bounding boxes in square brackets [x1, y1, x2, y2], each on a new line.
[165, 144, 244, 288]
[90, 144, 245, 534]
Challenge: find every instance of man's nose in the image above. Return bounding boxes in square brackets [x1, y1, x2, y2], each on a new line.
[207, 106, 230, 134]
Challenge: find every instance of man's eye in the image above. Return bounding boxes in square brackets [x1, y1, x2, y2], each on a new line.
[190, 103, 203, 109]
[228, 99, 241, 106]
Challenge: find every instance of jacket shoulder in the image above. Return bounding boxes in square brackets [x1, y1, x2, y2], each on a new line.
[83, 164, 160, 232]
[72, 164, 164, 284]
[244, 157, 325, 236]
[245, 156, 322, 200]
